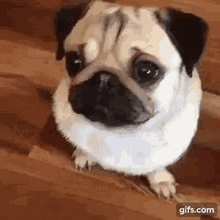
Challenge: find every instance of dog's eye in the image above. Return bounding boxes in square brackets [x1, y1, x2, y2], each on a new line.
[132, 61, 159, 84]
[66, 52, 84, 76]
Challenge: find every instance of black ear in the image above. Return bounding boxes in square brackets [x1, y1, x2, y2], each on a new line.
[155, 8, 208, 77]
[54, 3, 90, 60]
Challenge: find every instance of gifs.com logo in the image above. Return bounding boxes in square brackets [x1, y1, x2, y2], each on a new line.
[176, 203, 217, 217]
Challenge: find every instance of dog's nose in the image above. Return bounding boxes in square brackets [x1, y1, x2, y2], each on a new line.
[96, 71, 120, 91]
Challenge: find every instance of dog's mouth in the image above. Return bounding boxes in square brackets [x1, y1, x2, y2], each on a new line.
[77, 104, 151, 127]
[69, 72, 152, 128]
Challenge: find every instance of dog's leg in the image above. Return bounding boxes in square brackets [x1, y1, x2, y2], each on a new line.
[71, 148, 97, 172]
[146, 168, 176, 200]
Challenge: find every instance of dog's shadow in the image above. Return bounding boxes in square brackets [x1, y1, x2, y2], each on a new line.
[0, 73, 57, 154]
[39, 113, 75, 156]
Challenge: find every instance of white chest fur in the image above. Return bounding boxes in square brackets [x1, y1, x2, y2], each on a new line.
[53, 69, 202, 175]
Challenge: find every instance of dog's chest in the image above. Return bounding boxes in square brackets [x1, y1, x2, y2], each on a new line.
[53, 71, 201, 174]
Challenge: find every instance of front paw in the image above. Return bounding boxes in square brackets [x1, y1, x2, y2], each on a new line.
[71, 148, 97, 172]
[146, 168, 176, 200]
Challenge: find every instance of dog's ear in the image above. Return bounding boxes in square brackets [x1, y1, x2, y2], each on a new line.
[54, 3, 90, 61]
[155, 8, 208, 77]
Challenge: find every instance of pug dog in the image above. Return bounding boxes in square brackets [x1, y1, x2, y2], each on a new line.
[52, 0, 208, 199]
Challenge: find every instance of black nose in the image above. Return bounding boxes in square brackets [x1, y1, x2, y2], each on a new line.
[96, 71, 120, 92]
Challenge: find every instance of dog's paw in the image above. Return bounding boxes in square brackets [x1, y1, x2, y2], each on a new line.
[146, 168, 176, 200]
[71, 148, 97, 172]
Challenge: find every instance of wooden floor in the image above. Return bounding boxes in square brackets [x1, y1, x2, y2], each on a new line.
[0, 0, 220, 219]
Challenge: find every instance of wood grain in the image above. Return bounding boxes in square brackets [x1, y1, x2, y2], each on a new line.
[0, 0, 220, 219]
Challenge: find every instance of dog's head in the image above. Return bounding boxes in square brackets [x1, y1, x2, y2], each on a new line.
[54, 1, 207, 129]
